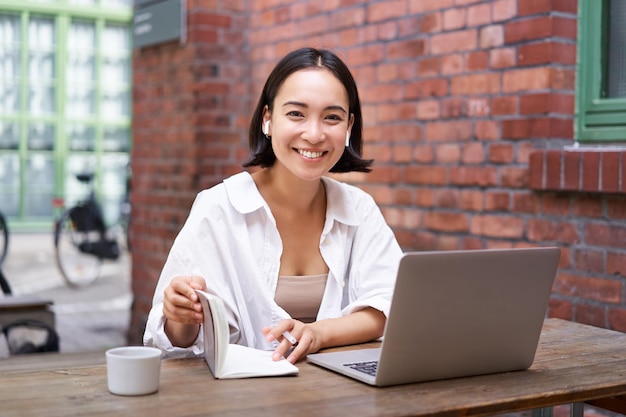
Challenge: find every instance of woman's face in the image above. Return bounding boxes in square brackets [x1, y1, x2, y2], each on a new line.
[264, 68, 354, 182]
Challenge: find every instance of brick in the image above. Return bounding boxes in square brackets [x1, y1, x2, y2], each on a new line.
[393, 144, 413, 163]
[501, 167, 528, 188]
[462, 142, 485, 164]
[450, 166, 499, 186]
[573, 196, 603, 218]
[518, 0, 552, 16]
[479, 25, 504, 48]
[541, 193, 571, 216]
[573, 249, 604, 274]
[563, 150, 581, 190]
[418, 57, 440, 77]
[451, 73, 501, 95]
[601, 152, 620, 193]
[386, 39, 426, 60]
[513, 191, 539, 213]
[576, 304, 607, 328]
[460, 190, 484, 211]
[518, 41, 576, 66]
[548, 298, 573, 321]
[416, 100, 441, 120]
[430, 29, 478, 54]
[581, 151, 600, 192]
[467, 3, 492, 27]
[491, 96, 517, 115]
[435, 189, 460, 208]
[474, 120, 500, 141]
[466, 51, 489, 71]
[425, 120, 473, 142]
[405, 79, 448, 98]
[415, 187, 436, 207]
[485, 191, 510, 211]
[607, 252, 626, 276]
[607, 196, 626, 219]
[490, 47, 516, 68]
[441, 97, 464, 118]
[493, 0, 517, 22]
[423, 211, 469, 232]
[609, 309, 626, 333]
[404, 165, 447, 185]
[441, 54, 464, 76]
[545, 149, 562, 189]
[488, 143, 514, 164]
[585, 223, 626, 249]
[409, 0, 453, 13]
[503, 67, 551, 92]
[413, 144, 435, 163]
[435, 143, 461, 163]
[470, 214, 524, 238]
[553, 16, 577, 39]
[420, 12, 442, 33]
[519, 93, 575, 115]
[504, 16, 552, 44]
[443, 8, 466, 30]
[623, 152, 626, 192]
[526, 218, 579, 243]
[377, 21, 399, 40]
[558, 273, 621, 303]
[528, 151, 545, 189]
[367, 0, 407, 22]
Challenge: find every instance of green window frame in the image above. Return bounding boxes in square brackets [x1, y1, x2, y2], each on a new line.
[576, 0, 626, 142]
[0, 0, 132, 231]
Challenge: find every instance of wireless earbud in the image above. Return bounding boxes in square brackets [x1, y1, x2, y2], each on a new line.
[345, 131, 350, 147]
[263, 121, 270, 136]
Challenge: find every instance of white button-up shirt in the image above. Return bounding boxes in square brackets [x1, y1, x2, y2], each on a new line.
[143, 171, 403, 358]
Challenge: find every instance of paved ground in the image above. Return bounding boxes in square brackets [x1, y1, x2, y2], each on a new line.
[1, 233, 132, 354]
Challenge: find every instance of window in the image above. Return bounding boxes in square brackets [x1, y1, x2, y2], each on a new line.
[576, 0, 626, 142]
[0, 0, 132, 230]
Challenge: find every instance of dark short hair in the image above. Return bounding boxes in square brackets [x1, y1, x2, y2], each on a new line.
[243, 47, 373, 173]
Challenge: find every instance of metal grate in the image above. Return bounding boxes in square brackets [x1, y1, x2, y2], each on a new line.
[607, 0, 626, 98]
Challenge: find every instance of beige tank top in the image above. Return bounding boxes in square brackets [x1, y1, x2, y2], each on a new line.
[274, 274, 328, 323]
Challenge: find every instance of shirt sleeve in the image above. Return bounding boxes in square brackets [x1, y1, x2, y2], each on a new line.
[342, 198, 403, 318]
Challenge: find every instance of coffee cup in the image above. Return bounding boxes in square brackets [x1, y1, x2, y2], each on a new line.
[106, 346, 162, 396]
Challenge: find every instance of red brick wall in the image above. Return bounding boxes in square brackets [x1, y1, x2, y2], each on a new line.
[128, 0, 626, 344]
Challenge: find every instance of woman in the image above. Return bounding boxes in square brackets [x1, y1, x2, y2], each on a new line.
[144, 47, 403, 363]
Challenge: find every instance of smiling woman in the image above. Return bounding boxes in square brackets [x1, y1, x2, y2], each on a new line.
[143, 47, 403, 366]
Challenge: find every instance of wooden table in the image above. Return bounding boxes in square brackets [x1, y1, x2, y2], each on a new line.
[2, 318, 626, 417]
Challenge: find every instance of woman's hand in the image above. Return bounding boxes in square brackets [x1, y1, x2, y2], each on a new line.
[163, 275, 206, 347]
[262, 319, 324, 364]
[262, 308, 386, 364]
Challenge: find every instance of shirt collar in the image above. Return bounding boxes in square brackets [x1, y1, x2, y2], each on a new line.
[223, 171, 364, 227]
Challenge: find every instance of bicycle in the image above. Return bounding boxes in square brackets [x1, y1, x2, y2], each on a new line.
[0, 209, 11, 295]
[53, 172, 131, 289]
[0, 209, 8, 269]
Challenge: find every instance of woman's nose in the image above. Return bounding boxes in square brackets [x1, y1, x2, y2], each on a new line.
[302, 121, 325, 143]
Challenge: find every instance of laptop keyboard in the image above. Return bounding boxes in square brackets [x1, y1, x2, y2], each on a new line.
[344, 360, 378, 376]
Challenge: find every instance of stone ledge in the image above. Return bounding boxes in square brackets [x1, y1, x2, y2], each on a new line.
[529, 148, 626, 194]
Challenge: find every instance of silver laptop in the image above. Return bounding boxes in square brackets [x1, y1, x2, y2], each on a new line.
[307, 247, 560, 386]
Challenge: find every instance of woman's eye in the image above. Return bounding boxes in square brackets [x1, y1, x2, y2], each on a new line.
[286, 111, 304, 117]
[325, 114, 343, 122]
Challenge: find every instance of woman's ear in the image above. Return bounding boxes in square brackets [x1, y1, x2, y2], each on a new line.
[262, 106, 271, 136]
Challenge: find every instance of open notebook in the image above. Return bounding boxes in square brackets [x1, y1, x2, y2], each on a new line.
[195, 290, 298, 379]
[307, 247, 560, 386]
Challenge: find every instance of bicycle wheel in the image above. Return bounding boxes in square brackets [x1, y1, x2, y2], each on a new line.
[0, 211, 8, 267]
[54, 209, 102, 288]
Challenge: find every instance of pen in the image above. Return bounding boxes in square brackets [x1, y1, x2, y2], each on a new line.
[282, 331, 298, 345]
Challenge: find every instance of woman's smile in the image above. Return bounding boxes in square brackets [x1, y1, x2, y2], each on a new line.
[297, 149, 326, 159]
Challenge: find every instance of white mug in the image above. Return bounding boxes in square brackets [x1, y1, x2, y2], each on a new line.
[106, 346, 162, 396]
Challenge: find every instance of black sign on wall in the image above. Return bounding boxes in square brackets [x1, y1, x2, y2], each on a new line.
[133, 0, 186, 49]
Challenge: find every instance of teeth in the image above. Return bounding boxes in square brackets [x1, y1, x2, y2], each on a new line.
[298, 149, 323, 159]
